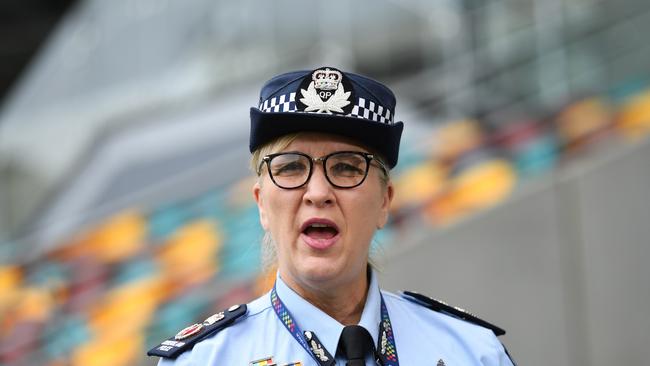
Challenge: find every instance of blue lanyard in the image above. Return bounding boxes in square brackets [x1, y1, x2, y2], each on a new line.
[270, 284, 400, 366]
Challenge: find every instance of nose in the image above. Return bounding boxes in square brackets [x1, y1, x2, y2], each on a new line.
[303, 163, 335, 207]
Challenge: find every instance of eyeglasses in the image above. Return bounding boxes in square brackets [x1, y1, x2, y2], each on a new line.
[258, 151, 387, 189]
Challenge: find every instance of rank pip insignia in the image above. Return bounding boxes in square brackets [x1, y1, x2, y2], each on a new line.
[202, 311, 225, 326]
[297, 67, 353, 115]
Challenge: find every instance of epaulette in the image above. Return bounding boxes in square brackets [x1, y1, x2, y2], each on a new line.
[401, 291, 506, 336]
[147, 304, 247, 359]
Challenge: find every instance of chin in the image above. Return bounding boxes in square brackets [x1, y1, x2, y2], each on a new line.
[296, 256, 345, 284]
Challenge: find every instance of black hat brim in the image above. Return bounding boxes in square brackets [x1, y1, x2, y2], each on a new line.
[250, 108, 404, 168]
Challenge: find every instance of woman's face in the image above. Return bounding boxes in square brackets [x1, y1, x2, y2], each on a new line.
[253, 133, 394, 292]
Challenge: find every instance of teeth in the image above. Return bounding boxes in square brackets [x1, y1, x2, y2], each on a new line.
[310, 223, 330, 228]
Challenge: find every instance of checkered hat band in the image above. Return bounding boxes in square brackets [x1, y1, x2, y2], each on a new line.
[259, 93, 394, 124]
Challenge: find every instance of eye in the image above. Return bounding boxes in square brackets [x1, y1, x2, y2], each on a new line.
[330, 162, 364, 176]
[328, 154, 366, 177]
[271, 156, 308, 176]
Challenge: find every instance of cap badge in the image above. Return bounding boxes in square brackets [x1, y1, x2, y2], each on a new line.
[298, 67, 352, 114]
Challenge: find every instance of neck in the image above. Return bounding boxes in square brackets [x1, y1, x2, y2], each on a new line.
[282, 268, 370, 325]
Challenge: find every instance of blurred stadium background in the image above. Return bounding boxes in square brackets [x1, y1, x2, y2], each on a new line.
[1, 0, 650, 365]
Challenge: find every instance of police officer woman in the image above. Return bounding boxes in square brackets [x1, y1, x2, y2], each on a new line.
[149, 67, 515, 366]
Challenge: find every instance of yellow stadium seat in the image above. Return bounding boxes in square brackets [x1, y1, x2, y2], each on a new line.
[0, 266, 22, 310]
[83, 211, 147, 263]
[392, 162, 448, 212]
[452, 159, 517, 209]
[156, 220, 222, 291]
[87, 277, 164, 339]
[53, 211, 146, 263]
[617, 89, 650, 140]
[72, 332, 144, 366]
[434, 119, 485, 163]
[14, 287, 55, 323]
[555, 97, 614, 152]
[0, 265, 22, 293]
[426, 158, 516, 225]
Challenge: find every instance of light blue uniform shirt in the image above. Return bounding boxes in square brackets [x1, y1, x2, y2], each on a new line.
[158, 271, 514, 365]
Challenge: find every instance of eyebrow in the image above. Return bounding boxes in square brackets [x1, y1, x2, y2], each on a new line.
[278, 150, 370, 156]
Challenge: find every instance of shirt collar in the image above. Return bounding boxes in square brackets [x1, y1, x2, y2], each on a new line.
[275, 269, 382, 357]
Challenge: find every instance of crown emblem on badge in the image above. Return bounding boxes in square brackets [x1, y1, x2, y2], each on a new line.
[299, 68, 351, 114]
[312, 68, 342, 90]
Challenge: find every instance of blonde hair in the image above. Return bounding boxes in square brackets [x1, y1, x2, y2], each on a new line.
[250, 134, 301, 175]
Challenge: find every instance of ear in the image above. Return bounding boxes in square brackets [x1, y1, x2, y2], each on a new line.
[377, 181, 394, 229]
[253, 181, 269, 231]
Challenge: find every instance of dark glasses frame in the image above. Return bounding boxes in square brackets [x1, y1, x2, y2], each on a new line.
[258, 151, 387, 189]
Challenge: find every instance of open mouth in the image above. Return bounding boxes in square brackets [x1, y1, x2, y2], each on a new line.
[303, 223, 339, 239]
[300, 219, 340, 249]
